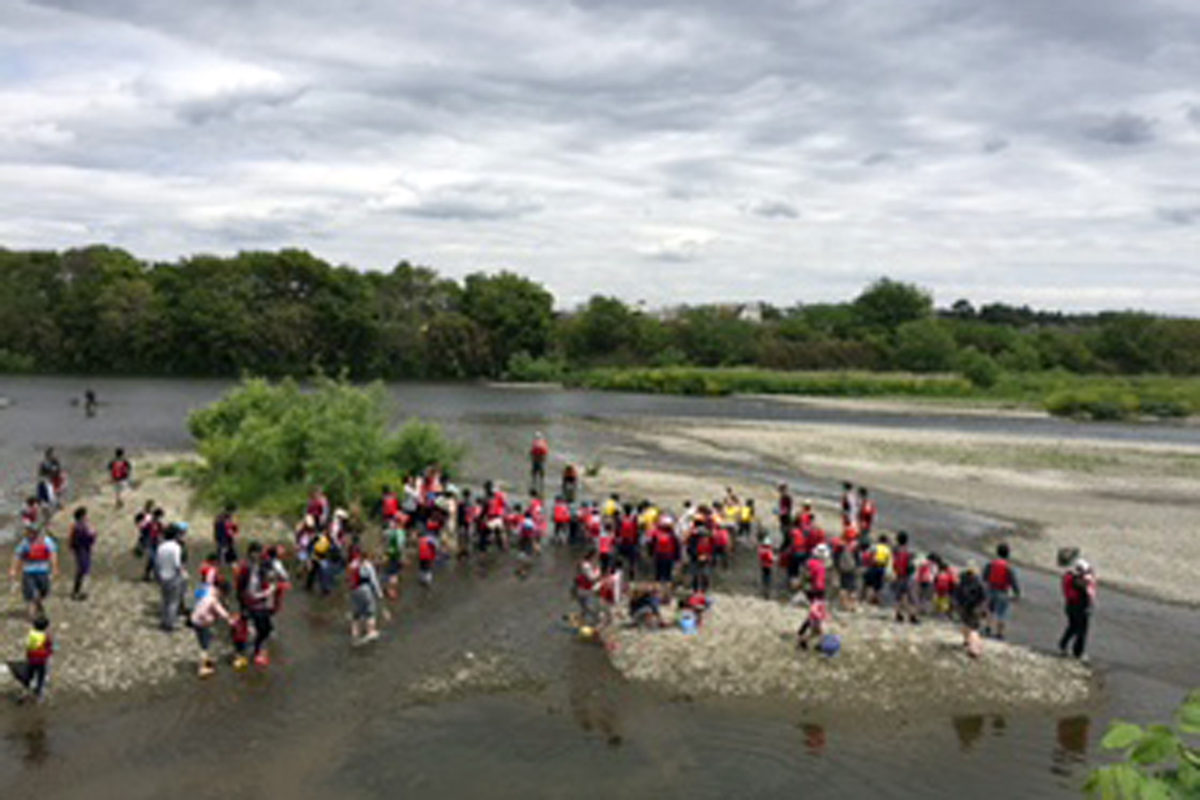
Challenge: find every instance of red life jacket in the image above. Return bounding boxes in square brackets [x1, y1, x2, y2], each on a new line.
[654, 531, 677, 558]
[799, 511, 814, 528]
[618, 516, 638, 545]
[894, 548, 913, 579]
[427, 516, 443, 534]
[598, 533, 614, 554]
[917, 561, 934, 584]
[349, 560, 364, 589]
[758, 544, 775, 568]
[487, 493, 507, 519]
[935, 569, 957, 596]
[790, 529, 808, 554]
[694, 535, 714, 558]
[807, 559, 827, 593]
[553, 503, 571, 524]
[418, 537, 437, 562]
[712, 527, 730, 549]
[859, 500, 876, 530]
[24, 539, 51, 564]
[27, 634, 53, 665]
[110, 459, 130, 481]
[805, 527, 826, 552]
[531, 438, 549, 459]
[1062, 572, 1081, 605]
[987, 559, 1013, 591]
[586, 515, 602, 537]
[575, 563, 597, 592]
[381, 493, 400, 519]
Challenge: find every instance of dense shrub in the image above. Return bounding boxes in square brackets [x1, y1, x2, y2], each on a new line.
[957, 347, 1002, 389]
[504, 351, 567, 383]
[187, 375, 465, 513]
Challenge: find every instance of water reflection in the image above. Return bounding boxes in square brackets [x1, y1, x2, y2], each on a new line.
[5, 716, 51, 767]
[1052, 716, 1090, 777]
[954, 715, 986, 752]
[800, 722, 827, 756]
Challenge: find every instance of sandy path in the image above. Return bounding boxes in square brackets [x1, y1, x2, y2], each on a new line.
[599, 418, 1200, 605]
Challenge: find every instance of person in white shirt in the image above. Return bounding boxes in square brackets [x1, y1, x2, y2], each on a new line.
[155, 524, 188, 631]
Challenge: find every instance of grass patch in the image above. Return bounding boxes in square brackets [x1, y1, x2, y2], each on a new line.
[554, 366, 1200, 419]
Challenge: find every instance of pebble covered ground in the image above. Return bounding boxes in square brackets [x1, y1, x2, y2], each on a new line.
[606, 593, 1094, 715]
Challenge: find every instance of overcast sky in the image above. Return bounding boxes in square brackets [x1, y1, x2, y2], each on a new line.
[2, 0, 1199, 312]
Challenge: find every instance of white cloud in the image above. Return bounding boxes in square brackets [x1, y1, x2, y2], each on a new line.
[1, 0, 1199, 312]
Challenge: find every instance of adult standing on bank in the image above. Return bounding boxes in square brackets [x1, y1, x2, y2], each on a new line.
[108, 448, 132, 510]
[1059, 560, 1096, 661]
[155, 524, 188, 632]
[530, 432, 549, 495]
[68, 506, 97, 600]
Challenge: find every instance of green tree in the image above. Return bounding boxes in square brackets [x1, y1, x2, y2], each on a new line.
[461, 271, 555, 375]
[894, 319, 957, 372]
[853, 277, 934, 333]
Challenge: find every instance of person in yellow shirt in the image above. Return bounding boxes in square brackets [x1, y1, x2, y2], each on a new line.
[863, 534, 891, 606]
[738, 499, 756, 539]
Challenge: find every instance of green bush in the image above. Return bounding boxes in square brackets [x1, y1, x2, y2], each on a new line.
[570, 367, 973, 398]
[0, 348, 35, 373]
[504, 351, 567, 383]
[187, 375, 465, 513]
[1045, 389, 1139, 421]
[1086, 690, 1200, 798]
[957, 347, 1002, 389]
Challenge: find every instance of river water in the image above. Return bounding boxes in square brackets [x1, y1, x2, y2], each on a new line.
[1, 377, 1198, 799]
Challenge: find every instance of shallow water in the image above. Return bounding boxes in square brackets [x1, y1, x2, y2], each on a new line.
[1, 376, 1198, 798]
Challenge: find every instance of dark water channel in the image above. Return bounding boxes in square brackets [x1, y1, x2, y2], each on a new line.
[1, 377, 1199, 798]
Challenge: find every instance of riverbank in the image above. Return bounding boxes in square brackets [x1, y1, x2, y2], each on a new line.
[1, 453, 292, 699]
[602, 417, 1200, 605]
[607, 594, 1093, 714]
[557, 367, 1200, 421]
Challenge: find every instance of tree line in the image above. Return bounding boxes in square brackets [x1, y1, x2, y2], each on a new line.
[1, 245, 1198, 381]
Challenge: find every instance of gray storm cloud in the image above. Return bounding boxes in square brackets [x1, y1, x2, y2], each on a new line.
[2, 0, 1199, 311]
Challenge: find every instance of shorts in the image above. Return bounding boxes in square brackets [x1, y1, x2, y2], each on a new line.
[351, 585, 377, 620]
[893, 576, 913, 603]
[418, 559, 432, 574]
[935, 595, 952, 615]
[864, 567, 885, 591]
[839, 571, 858, 592]
[113, 479, 130, 494]
[961, 608, 982, 631]
[988, 589, 1011, 621]
[195, 625, 214, 651]
[385, 554, 403, 577]
[22, 572, 50, 603]
[654, 558, 673, 583]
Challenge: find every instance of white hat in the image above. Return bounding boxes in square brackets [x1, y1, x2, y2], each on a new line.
[1073, 559, 1091, 574]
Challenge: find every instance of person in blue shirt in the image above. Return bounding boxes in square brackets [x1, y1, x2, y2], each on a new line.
[9, 525, 59, 619]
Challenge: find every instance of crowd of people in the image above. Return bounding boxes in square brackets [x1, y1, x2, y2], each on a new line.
[5, 434, 1099, 703]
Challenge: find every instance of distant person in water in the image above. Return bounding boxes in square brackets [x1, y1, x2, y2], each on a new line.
[530, 432, 549, 495]
[108, 448, 132, 509]
[84, 389, 97, 417]
[68, 506, 97, 600]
